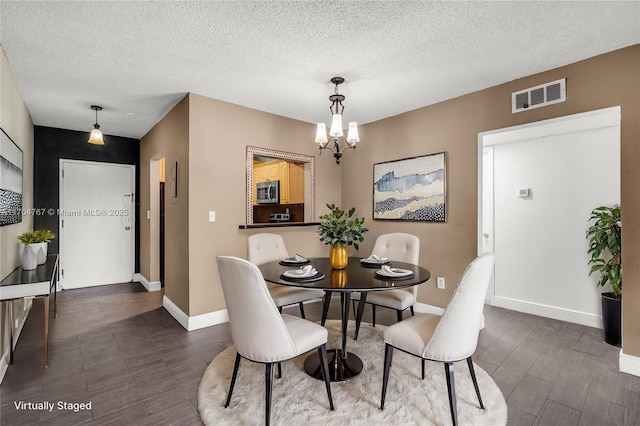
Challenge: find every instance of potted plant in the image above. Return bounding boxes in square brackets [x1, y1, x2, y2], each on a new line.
[17, 229, 56, 269]
[586, 205, 621, 347]
[317, 204, 368, 269]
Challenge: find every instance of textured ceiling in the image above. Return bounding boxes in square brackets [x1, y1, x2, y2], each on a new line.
[1, 1, 639, 139]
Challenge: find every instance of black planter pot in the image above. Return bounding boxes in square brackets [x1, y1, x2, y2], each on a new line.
[601, 292, 621, 347]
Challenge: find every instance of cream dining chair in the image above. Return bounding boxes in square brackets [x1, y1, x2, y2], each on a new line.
[247, 233, 325, 319]
[380, 254, 494, 426]
[216, 256, 334, 426]
[350, 233, 420, 339]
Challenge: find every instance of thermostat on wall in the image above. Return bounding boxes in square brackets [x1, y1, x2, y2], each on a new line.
[517, 188, 530, 198]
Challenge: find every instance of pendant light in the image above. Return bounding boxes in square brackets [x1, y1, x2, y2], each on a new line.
[88, 105, 105, 145]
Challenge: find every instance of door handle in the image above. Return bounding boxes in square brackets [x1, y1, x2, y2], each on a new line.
[125, 226, 131, 230]
[483, 233, 489, 238]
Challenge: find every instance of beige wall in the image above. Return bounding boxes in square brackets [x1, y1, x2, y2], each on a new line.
[0, 47, 34, 380]
[187, 93, 341, 315]
[343, 45, 640, 357]
[141, 92, 342, 316]
[140, 95, 190, 313]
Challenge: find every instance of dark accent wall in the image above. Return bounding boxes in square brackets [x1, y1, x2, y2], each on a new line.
[33, 126, 140, 271]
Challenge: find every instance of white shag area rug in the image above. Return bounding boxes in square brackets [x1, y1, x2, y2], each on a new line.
[198, 320, 507, 425]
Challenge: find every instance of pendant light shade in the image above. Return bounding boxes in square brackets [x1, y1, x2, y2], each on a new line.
[346, 122, 360, 145]
[329, 114, 343, 137]
[315, 123, 328, 144]
[88, 127, 104, 145]
[88, 105, 105, 145]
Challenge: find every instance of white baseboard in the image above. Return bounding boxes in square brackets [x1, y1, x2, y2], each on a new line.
[492, 296, 602, 329]
[620, 351, 640, 377]
[134, 273, 161, 292]
[162, 295, 229, 331]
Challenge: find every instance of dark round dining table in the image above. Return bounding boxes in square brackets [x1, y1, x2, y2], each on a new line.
[258, 257, 431, 381]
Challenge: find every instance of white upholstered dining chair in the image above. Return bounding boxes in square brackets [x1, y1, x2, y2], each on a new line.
[380, 254, 494, 426]
[216, 256, 334, 426]
[247, 233, 325, 319]
[351, 233, 421, 338]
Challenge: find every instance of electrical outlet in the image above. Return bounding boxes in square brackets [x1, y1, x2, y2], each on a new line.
[208, 211, 216, 222]
[437, 277, 445, 289]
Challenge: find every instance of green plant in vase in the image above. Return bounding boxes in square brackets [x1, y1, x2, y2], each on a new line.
[586, 204, 621, 346]
[17, 229, 56, 269]
[317, 204, 368, 269]
[587, 205, 621, 298]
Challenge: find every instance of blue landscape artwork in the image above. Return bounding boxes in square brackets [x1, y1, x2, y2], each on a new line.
[373, 152, 446, 222]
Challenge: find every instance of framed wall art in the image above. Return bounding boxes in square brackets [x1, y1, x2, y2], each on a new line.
[0, 128, 23, 226]
[373, 152, 446, 222]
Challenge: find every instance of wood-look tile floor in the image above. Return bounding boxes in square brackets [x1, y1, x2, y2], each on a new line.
[1, 282, 638, 425]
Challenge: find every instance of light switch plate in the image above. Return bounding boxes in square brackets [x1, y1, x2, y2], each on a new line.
[437, 277, 445, 289]
[208, 211, 216, 222]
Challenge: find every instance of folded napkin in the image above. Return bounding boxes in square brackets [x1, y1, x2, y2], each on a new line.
[283, 254, 309, 263]
[362, 254, 389, 263]
[379, 265, 411, 277]
[284, 264, 318, 278]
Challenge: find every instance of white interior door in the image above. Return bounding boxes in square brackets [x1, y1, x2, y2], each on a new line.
[60, 160, 134, 289]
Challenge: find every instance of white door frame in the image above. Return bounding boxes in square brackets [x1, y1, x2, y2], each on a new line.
[59, 159, 136, 288]
[477, 106, 621, 304]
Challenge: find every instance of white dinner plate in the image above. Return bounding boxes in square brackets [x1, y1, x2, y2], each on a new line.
[375, 268, 413, 277]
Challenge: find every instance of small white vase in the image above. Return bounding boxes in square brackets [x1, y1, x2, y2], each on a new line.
[31, 242, 48, 264]
[21, 245, 38, 270]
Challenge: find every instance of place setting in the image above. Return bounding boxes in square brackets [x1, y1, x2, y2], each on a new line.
[359, 254, 390, 267]
[374, 264, 414, 280]
[280, 264, 325, 282]
[279, 253, 311, 266]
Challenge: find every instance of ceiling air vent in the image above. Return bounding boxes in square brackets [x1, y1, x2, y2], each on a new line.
[512, 78, 566, 113]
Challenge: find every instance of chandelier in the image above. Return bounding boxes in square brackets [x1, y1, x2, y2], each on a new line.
[314, 77, 360, 165]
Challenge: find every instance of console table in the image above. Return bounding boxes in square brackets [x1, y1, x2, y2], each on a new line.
[0, 255, 59, 367]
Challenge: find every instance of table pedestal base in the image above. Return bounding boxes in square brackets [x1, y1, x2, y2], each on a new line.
[304, 349, 363, 382]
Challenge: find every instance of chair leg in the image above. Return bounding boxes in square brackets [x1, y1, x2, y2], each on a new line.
[396, 309, 403, 322]
[318, 344, 335, 411]
[422, 359, 425, 380]
[225, 353, 241, 408]
[381, 344, 394, 410]
[372, 305, 376, 327]
[299, 302, 306, 319]
[467, 357, 484, 409]
[321, 291, 332, 326]
[277, 362, 282, 379]
[410, 305, 415, 316]
[352, 299, 356, 316]
[265, 363, 274, 426]
[444, 362, 458, 426]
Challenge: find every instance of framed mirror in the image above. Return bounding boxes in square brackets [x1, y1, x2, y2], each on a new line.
[246, 146, 315, 225]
